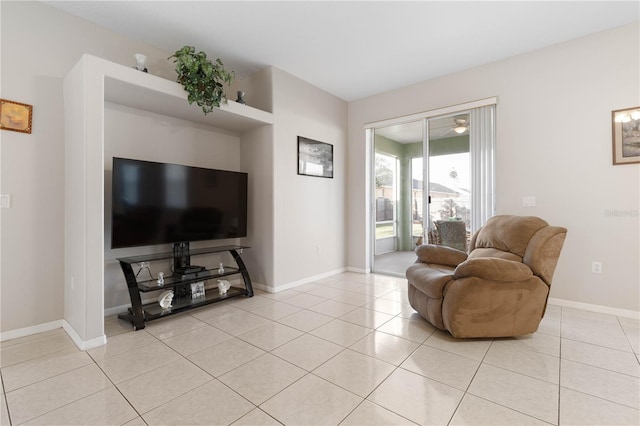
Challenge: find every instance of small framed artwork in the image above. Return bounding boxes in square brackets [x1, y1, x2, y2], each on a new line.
[0, 99, 32, 134]
[612, 106, 640, 165]
[298, 136, 334, 178]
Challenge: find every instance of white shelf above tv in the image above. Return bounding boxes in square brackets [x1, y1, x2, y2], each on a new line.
[93, 55, 273, 131]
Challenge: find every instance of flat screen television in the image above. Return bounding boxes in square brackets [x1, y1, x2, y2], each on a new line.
[111, 157, 247, 249]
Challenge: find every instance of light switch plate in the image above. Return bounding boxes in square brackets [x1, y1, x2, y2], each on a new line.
[522, 196, 536, 207]
[0, 194, 11, 208]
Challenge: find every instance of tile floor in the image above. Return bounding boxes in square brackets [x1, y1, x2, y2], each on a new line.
[1, 272, 639, 425]
[373, 251, 416, 277]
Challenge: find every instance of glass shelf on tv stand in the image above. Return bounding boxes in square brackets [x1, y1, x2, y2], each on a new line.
[116, 244, 253, 330]
[136, 266, 242, 292]
[125, 286, 247, 322]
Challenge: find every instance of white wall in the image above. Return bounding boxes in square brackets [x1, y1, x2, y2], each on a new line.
[0, 1, 177, 333]
[239, 122, 275, 288]
[348, 23, 640, 312]
[271, 68, 348, 288]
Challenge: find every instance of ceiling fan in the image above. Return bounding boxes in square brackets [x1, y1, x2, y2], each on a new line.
[451, 116, 469, 134]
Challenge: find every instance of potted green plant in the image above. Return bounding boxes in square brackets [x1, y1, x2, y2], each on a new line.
[169, 46, 234, 115]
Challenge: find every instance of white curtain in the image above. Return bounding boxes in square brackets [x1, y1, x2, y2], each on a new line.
[469, 104, 496, 233]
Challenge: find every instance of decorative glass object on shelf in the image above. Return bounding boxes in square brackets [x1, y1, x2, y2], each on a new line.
[158, 290, 174, 309]
[218, 280, 231, 295]
[133, 53, 148, 73]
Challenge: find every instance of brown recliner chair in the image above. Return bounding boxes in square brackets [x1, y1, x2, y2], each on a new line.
[406, 215, 567, 338]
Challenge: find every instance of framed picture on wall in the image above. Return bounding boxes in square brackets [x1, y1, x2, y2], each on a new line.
[298, 136, 334, 178]
[0, 99, 32, 134]
[612, 106, 640, 165]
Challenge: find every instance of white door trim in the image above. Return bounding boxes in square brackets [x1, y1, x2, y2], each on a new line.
[364, 97, 497, 130]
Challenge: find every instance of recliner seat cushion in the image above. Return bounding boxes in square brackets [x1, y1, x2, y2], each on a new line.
[467, 248, 522, 262]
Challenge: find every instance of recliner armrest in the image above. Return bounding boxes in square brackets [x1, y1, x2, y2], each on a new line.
[415, 244, 468, 267]
[453, 258, 533, 281]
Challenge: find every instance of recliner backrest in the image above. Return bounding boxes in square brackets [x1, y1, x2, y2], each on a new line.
[468, 215, 567, 286]
[471, 215, 549, 257]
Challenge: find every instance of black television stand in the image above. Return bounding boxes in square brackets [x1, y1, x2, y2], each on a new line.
[175, 265, 206, 275]
[117, 245, 253, 330]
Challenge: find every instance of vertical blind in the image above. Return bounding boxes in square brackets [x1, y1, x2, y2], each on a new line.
[469, 104, 496, 233]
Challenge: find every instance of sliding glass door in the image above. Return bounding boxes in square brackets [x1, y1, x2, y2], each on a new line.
[372, 120, 424, 276]
[370, 102, 495, 276]
[374, 151, 398, 254]
[426, 114, 471, 250]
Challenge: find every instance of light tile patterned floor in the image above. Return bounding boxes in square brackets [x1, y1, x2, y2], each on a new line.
[1, 272, 639, 425]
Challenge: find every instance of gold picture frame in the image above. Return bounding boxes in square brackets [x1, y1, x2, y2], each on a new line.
[0, 99, 32, 134]
[612, 106, 640, 165]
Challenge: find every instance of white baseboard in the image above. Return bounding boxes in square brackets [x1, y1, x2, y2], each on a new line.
[0, 319, 106, 351]
[104, 298, 152, 317]
[259, 267, 348, 293]
[548, 297, 640, 320]
[62, 320, 107, 351]
[251, 281, 272, 293]
[104, 304, 128, 317]
[347, 266, 371, 274]
[0, 319, 63, 343]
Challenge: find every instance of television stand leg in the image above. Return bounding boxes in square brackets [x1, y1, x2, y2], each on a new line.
[118, 260, 146, 330]
[230, 249, 253, 297]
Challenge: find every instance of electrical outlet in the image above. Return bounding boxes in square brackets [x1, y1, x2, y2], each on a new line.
[522, 196, 536, 207]
[139, 262, 150, 269]
[592, 261, 602, 274]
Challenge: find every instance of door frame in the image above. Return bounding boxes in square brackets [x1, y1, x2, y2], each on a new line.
[366, 97, 497, 273]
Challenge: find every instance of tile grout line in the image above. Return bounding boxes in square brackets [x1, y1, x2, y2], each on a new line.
[616, 315, 640, 356]
[463, 338, 560, 426]
[113, 329, 256, 424]
[153, 316, 277, 423]
[559, 309, 640, 414]
[360, 331, 430, 423]
[88, 335, 156, 424]
[0, 371, 13, 426]
[444, 335, 496, 425]
[557, 307, 564, 426]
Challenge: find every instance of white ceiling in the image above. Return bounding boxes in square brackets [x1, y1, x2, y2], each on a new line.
[46, 1, 638, 102]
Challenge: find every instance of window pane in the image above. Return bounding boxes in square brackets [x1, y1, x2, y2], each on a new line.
[429, 152, 470, 230]
[375, 152, 397, 239]
[411, 157, 423, 238]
